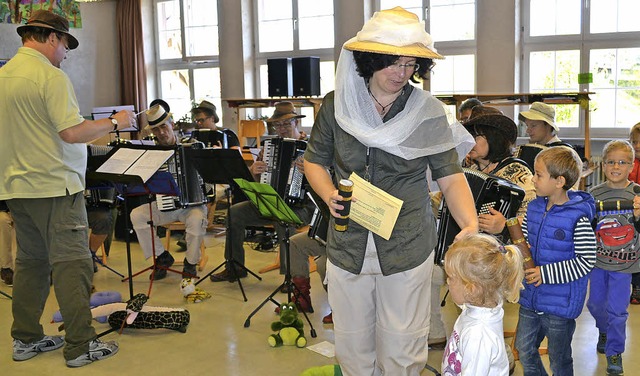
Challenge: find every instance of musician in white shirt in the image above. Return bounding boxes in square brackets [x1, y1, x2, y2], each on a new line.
[129, 104, 208, 281]
[210, 102, 315, 284]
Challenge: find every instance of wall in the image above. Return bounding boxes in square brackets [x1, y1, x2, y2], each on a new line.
[0, 1, 120, 116]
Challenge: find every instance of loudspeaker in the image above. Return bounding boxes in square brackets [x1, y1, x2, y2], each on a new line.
[267, 58, 293, 97]
[292, 57, 320, 96]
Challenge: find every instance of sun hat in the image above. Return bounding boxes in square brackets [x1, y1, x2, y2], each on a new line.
[191, 100, 220, 124]
[464, 114, 518, 145]
[17, 10, 79, 50]
[266, 102, 306, 123]
[145, 104, 172, 129]
[519, 102, 557, 132]
[149, 99, 170, 113]
[343, 7, 443, 60]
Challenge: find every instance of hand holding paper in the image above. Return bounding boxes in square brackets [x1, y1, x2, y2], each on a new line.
[346, 172, 403, 240]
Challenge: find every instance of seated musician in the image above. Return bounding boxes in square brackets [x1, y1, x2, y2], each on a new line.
[85, 189, 115, 273]
[210, 101, 314, 282]
[519, 101, 571, 147]
[190, 100, 240, 148]
[129, 103, 208, 281]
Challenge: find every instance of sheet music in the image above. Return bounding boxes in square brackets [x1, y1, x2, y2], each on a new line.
[96, 148, 174, 183]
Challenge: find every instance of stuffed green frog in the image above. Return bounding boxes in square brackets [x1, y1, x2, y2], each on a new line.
[268, 302, 306, 348]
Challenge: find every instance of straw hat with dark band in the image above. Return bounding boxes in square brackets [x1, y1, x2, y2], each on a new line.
[145, 104, 171, 129]
[17, 10, 79, 50]
[343, 7, 443, 60]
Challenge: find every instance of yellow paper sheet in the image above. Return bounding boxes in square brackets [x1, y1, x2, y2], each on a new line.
[348, 172, 404, 240]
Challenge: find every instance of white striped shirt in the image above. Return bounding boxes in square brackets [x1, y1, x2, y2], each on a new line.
[522, 215, 596, 284]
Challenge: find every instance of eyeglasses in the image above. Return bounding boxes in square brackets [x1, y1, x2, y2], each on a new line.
[273, 119, 294, 129]
[195, 116, 211, 124]
[603, 160, 633, 167]
[385, 62, 420, 73]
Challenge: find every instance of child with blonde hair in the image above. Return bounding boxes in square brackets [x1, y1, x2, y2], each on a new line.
[587, 140, 640, 375]
[441, 233, 524, 376]
[515, 146, 596, 376]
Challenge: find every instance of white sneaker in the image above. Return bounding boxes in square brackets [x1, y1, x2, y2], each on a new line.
[65, 339, 118, 368]
[13, 335, 64, 361]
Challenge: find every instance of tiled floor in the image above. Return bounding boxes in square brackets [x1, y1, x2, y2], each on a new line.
[1, 231, 639, 375]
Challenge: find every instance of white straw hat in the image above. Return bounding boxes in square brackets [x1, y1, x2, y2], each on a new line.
[343, 7, 443, 60]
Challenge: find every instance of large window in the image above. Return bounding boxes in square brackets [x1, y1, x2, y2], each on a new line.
[523, 0, 640, 137]
[155, 0, 221, 123]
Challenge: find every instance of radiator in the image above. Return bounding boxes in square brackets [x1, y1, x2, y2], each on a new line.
[586, 155, 604, 188]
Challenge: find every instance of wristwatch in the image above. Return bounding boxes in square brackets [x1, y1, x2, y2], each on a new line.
[109, 116, 118, 131]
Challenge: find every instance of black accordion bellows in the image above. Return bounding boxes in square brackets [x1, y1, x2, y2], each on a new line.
[434, 168, 525, 266]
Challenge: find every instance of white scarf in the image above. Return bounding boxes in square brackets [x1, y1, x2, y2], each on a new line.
[334, 48, 474, 161]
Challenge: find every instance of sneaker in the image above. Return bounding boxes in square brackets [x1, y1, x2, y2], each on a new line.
[13, 335, 64, 361]
[182, 258, 197, 278]
[149, 266, 167, 280]
[176, 237, 187, 252]
[1, 267, 13, 286]
[597, 332, 607, 354]
[66, 339, 118, 368]
[210, 268, 247, 283]
[156, 251, 175, 268]
[630, 287, 640, 305]
[606, 353, 623, 375]
[322, 311, 333, 324]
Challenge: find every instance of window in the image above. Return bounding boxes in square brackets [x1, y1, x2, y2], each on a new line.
[155, 0, 221, 123]
[523, 0, 640, 137]
[257, 0, 334, 53]
[379, 0, 477, 95]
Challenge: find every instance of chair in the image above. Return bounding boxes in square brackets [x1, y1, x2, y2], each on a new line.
[160, 201, 226, 272]
[238, 119, 266, 148]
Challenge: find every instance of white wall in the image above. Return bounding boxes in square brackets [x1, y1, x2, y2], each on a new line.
[0, 1, 120, 116]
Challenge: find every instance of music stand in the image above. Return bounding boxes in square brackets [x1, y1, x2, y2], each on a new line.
[88, 144, 181, 299]
[0, 290, 11, 299]
[186, 148, 262, 302]
[235, 178, 317, 338]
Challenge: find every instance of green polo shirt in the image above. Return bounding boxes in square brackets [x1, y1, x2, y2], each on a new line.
[0, 47, 86, 199]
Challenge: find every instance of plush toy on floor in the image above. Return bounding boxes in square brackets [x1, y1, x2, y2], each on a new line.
[268, 302, 306, 348]
[300, 365, 343, 376]
[107, 293, 191, 333]
[180, 278, 212, 303]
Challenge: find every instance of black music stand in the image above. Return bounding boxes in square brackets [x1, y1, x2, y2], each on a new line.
[86, 172, 143, 300]
[0, 290, 11, 299]
[235, 179, 317, 338]
[186, 148, 262, 302]
[88, 143, 180, 299]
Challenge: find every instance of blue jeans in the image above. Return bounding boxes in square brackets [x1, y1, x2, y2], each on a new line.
[587, 268, 631, 356]
[515, 306, 576, 376]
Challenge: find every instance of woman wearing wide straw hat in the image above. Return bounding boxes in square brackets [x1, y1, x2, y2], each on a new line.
[304, 7, 478, 375]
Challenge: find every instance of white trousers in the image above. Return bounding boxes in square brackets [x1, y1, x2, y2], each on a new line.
[130, 203, 207, 265]
[328, 232, 433, 376]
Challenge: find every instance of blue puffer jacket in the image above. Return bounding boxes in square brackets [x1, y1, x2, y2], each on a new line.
[519, 190, 595, 319]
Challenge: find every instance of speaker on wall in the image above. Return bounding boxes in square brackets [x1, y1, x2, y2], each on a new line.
[292, 56, 320, 97]
[267, 58, 293, 97]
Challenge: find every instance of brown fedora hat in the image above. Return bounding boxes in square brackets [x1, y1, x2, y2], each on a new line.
[17, 10, 79, 50]
[266, 102, 306, 123]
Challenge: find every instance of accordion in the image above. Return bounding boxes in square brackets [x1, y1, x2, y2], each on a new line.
[156, 144, 208, 211]
[514, 143, 546, 173]
[190, 129, 228, 149]
[434, 168, 525, 266]
[260, 138, 307, 204]
[85, 144, 117, 207]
